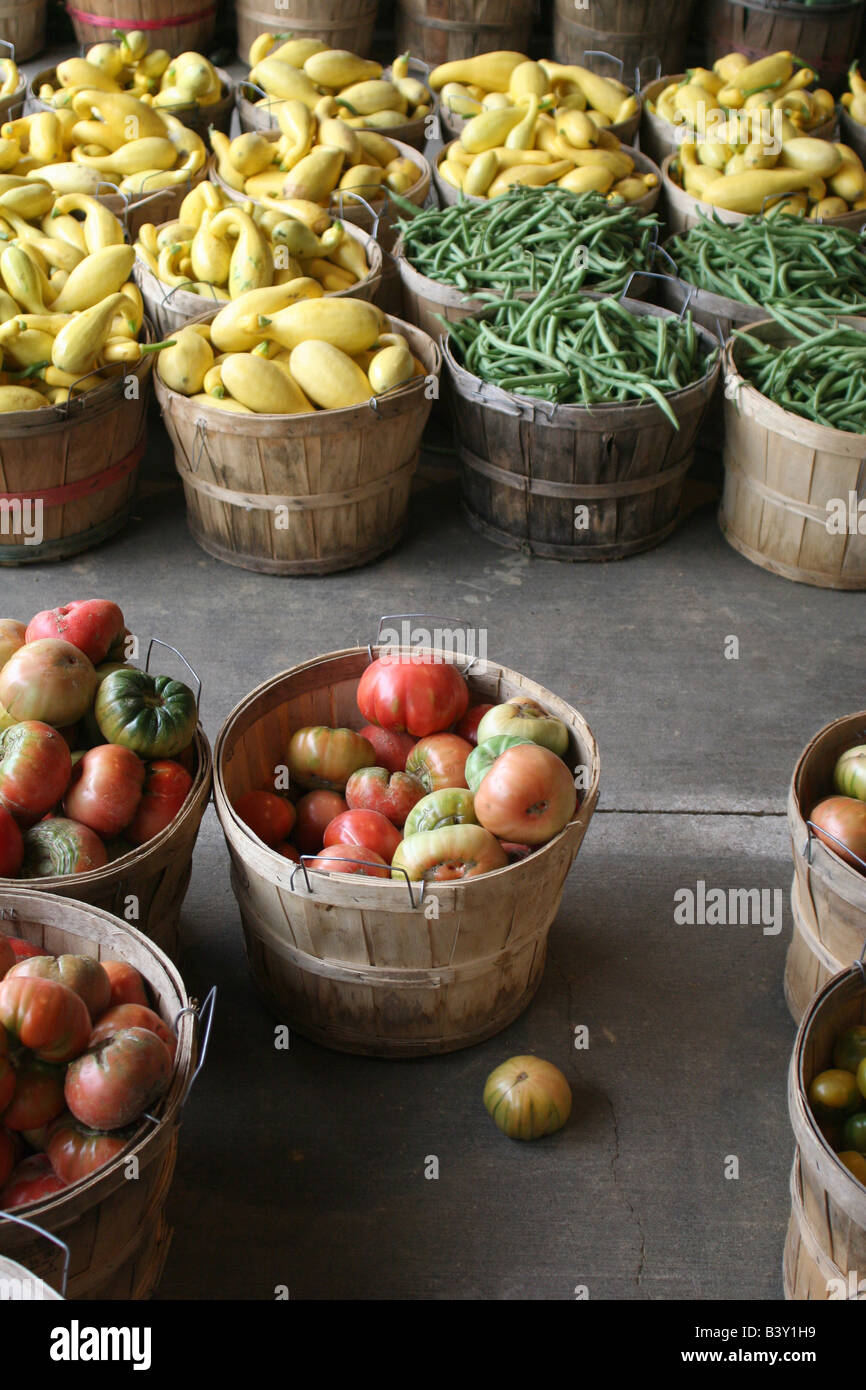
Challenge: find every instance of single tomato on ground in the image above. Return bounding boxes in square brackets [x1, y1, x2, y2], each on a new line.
[483, 1056, 572, 1140]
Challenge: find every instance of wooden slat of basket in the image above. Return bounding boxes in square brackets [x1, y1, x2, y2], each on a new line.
[235, 0, 378, 61]
[0, 0, 46, 61]
[396, 0, 532, 65]
[553, 0, 693, 76]
[66, 0, 216, 58]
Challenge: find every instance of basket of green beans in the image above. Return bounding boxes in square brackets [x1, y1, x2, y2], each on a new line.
[393, 187, 661, 343]
[728, 308, 866, 435]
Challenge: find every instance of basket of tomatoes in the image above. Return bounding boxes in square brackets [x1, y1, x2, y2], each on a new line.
[214, 621, 600, 1056]
[0, 598, 213, 961]
[0, 888, 214, 1300]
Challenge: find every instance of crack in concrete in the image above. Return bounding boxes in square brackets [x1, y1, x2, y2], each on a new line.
[605, 1093, 647, 1289]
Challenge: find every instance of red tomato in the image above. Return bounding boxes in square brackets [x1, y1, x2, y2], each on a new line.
[0, 1127, 17, 1188]
[392, 824, 508, 882]
[62, 744, 145, 838]
[287, 726, 375, 792]
[2, 1059, 66, 1131]
[345, 766, 425, 827]
[47, 1114, 132, 1185]
[21, 817, 108, 878]
[455, 704, 494, 746]
[357, 656, 469, 737]
[0, 620, 25, 672]
[474, 743, 577, 845]
[25, 600, 125, 667]
[811, 796, 866, 873]
[101, 960, 149, 1011]
[8, 955, 111, 1023]
[233, 790, 296, 847]
[0, 1034, 13, 1112]
[275, 841, 300, 862]
[0, 975, 92, 1064]
[0, 639, 98, 727]
[323, 808, 402, 864]
[0, 721, 72, 825]
[307, 844, 390, 878]
[0, 808, 23, 877]
[65, 1027, 173, 1131]
[0, 936, 13, 980]
[406, 734, 473, 793]
[6, 938, 51, 961]
[358, 725, 417, 774]
[89, 1003, 177, 1062]
[1, 1153, 66, 1208]
[126, 760, 193, 846]
[173, 743, 197, 776]
[293, 790, 347, 856]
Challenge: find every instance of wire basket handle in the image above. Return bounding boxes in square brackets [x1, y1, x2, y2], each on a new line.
[145, 637, 202, 711]
[0, 1213, 70, 1298]
[176, 985, 217, 1107]
[290, 854, 424, 909]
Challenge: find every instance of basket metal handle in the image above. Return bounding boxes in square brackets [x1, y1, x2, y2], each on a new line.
[329, 187, 384, 240]
[804, 820, 866, 876]
[145, 636, 202, 711]
[583, 50, 625, 80]
[621, 269, 694, 318]
[176, 985, 217, 1107]
[634, 56, 662, 92]
[0, 1213, 70, 1298]
[290, 854, 424, 909]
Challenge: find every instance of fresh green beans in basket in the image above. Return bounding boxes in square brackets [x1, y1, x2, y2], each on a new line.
[669, 214, 866, 316]
[396, 187, 660, 297]
[734, 308, 866, 435]
[442, 286, 717, 427]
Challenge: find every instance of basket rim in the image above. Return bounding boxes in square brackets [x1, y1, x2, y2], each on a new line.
[212, 643, 601, 901]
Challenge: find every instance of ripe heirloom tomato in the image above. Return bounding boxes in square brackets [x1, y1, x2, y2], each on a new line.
[26, 601, 125, 667]
[8, 955, 111, 1023]
[483, 1056, 572, 1140]
[455, 704, 494, 746]
[293, 790, 348, 855]
[62, 744, 146, 838]
[0, 936, 14, 980]
[357, 657, 469, 738]
[1, 1153, 66, 1208]
[89, 1004, 177, 1062]
[127, 760, 194, 846]
[275, 841, 300, 862]
[358, 725, 416, 774]
[22, 818, 108, 878]
[474, 744, 577, 846]
[403, 789, 477, 837]
[6, 938, 51, 962]
[465, 736, 535, 793]
[46, 1114, 133, 1185]
[2, 1059, 66, 1132]
[0, 975, 91, 1064]
[288, 727, 375, 792]
[0, 639, 98, 728]
[392, 825, 508, 882]
[95, 670, 198, 760]
[65, 1027, 173, 1131]
[0, 721, 72, 825]
[0, 620, 25, 672]
[323, 808, 402, 864]
[101, 960, 149, 1011]
[233, 790, 295, 848]
[345, 767, 425, 828]
[406, 734, 473, 794]
[834, 1026, 866, 1074]
[307, 844, 390, 879]
[835, 746, 866, 802]
[811, 796, 866, 873]
[809, 1068, 862, 1119]
[477, 698, 569, 757]
[0, 807, 23, 877]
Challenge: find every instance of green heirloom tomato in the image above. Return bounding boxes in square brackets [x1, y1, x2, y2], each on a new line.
[483, 1056, 572, 1140]
[476, 697, 569, 757]
[403, 788, 477, 837]
[465, 735, 534, 793]
[392, 824, 507, 882]
[95, 670, 198, 759]
[810, 1068, 862, 1120]
[834, 1025, 866, 1074]
[287, 727, 375, 792]
[842, 1112, 866, 1154]
[835, 746, 866, 802]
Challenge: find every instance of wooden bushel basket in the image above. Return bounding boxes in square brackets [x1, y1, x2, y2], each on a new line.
[786, 965, 866, 1300]
[0, 890, 215, 1300]
[214, 642, 600, 1056]
[443, 297, 721, 561]
[0, 1214, 67, 1300]
[0, 0, 45, 61]
[661, 154, 866, 237]
[395, 0, 533, 66]
[640, 76, 835, 167]
[99, 160, 211, 245]
[721, 320, 866, 589]
[697, 0, 864, 95]
[66, 0, 216, 58]
[235, 0, 378, 63]
[784, 711, 866, 1022]
[553, 0, 693, 81]
[0, 333, 154, 567]
[155, 312, 441, 576]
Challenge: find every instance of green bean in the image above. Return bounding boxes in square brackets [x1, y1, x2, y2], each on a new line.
[735, 309, 866, 433]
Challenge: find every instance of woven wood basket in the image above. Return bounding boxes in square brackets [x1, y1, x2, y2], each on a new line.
[661, 153, 866, 236]
[784, 711, 866, 1022]
[433, 140, 659, 213]
[234, 0, 378, 63]
[31, 66, 234, 138]
[134, 219, 383, 338]
[443, 298, 721, 560]
[395, 0, 533, 66]
[0, 890, 210, 1299]
[0, 0, 45, 61]
[786, 965, 866, 1300]
[553, 0, 693, 83]
[65, 0, 216, 58]
[155, 312, 441, 575]
[697, 0, 864, 95]
[96, 159, 211, 245]
[841, 108, 866, 166]
[214, 642, 600, 1056]
[721, 321, 866, 589]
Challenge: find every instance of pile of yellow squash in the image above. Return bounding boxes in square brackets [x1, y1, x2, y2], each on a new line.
[842, 63, 866, 128]
[648, 50, 835, 136]
[134, 182, 370, 302]
[246, 36, 433, 129]
[157, 293, 425, 413]
[432, 52, 639, 131]
[670, 131, 866, 217]
[36, 31, 223, 111]
[0, 59, 19, 102]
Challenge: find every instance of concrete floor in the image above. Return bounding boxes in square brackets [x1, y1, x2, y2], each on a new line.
[4, 422, 862, 1301]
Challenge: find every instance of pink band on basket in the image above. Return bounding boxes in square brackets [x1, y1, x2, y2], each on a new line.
[0, 441, 144, 507]
[66, 4, 215, 28]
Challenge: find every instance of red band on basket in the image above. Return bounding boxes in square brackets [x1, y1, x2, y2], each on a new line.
[66, 4, 215, 28]
[0, 440, 144, 507]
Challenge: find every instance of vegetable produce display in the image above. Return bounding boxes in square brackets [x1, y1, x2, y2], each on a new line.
[842, 63, 866, 128]
[134, 180, 371, 303]
[36, 33, 224, 113]
[0, 93, 207, 197]
[436, 109, 656, 203]
[231, 657, 580, 880]
[430, 52, 639, 132]
[734, 312, 866, 433]
[245, 36, 433, 128]
[397, 186, 659, 296]
[648, 50, 835, 137]
[806, 1020, 866, 1186]
[156, 296, 425, 412]
[0, 945, 176, 1208]
[798, 741, 866, 874]
[669, 214, 866, 313]
[211, 118, 422, 213]
[483, 1055, 573, 1140]
[444, 286, 717, 420]
[0, 599, 198, 878]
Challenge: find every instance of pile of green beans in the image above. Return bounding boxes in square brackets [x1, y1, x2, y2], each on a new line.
[669, 214, 866, 314]
[396, 187, 659, 297]
[444, 287, 717, 425]
[735, 308, 866, 433]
